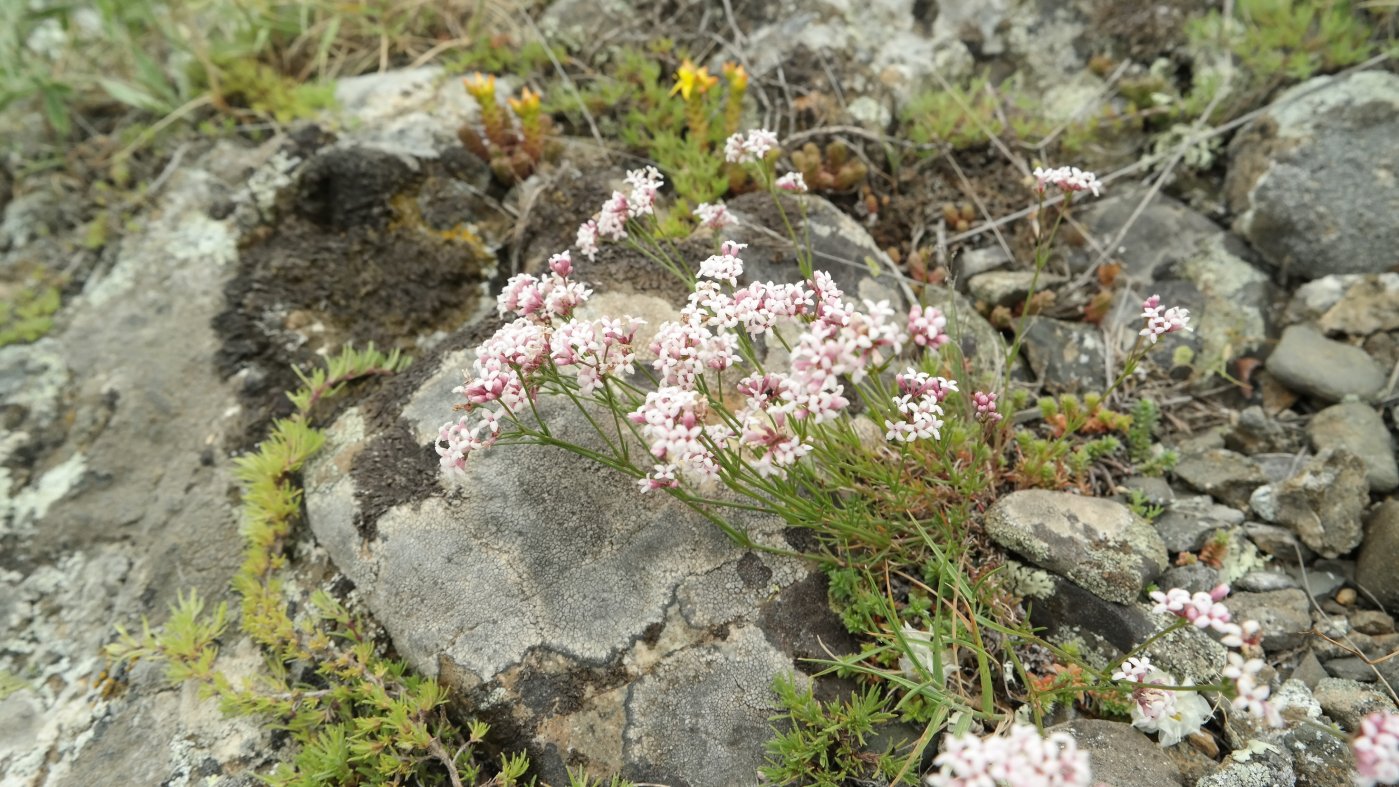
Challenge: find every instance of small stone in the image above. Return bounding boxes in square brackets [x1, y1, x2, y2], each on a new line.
[1324, 657, 1379, 683]
[1121, 476, 1174, 507]
[1159, 564, 1222, 594]
[1308, 401, 1399, 493]
[1226, 406, 1307, 455]
[1291, 651, 1329, 690]
[1265, 324, 1386, 403]
[1336, 588, 1358, 607]
[1172, 448, 1269, 509]
[1234, 570, 1299, 593]
[983, 490, 1167, 604]
[1356, 500, 1399, 614]
[1050, 720, 1186, 787]
[1313, 677, 1398, 729]
[1195, 738, 1295, 787]
[1270, 449, 1371, 559]
[1226, 589, 1313, 651]
[967, 270, 1065, 306]
[1154, 510, 1225, 554]
[1245, 522, 1315, 565]
[1351, 609, 1394, 635]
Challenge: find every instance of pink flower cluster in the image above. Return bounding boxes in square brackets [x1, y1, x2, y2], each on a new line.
[693, 201, 736, 230]
[1354, 711, 1399, 787]
[1139, 295, 1190, 344]
[1149, 584, 1276, 727]
[885, 370, 955, 443]
[1032, 166, 1103, 197]
[908, 304, 950, 349]
[776, 172, 808, 192]
[437, 250, 645, 475]
[577, 167, 666, 260]
[927, 723, 1094, 787]
[498, 252, 592, 323]
[724, 128, 780, 164]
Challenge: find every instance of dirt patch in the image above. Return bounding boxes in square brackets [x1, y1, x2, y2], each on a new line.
[213, 141, 499, 447]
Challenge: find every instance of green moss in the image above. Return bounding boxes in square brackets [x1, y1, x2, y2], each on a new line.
[213, 58, 337, 124]
[0, 277, 61, 347]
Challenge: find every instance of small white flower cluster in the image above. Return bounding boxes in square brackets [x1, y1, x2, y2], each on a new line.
[1354, 711, 1399, 787]
[1111, 656, 1213, 746]
[724, 128, 780, 164]
[1139, 295, 1190, 344]
[1031, 166, 1103, 197]
[926, 723, 1094, 787]
[775, 172, 808, 192]
[498, 251, 592, 324]
[885, 370, 956, 443]
[577, 166, 666, 260]
[1222, 653, 1280, 728]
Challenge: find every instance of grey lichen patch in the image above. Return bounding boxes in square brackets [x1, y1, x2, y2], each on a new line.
[623, 623, 798, 786]
[984, 490, 1167, 604]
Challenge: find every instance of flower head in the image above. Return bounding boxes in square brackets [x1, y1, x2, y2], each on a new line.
[725, 129, 781, 164]
[776, 172, 808, 192]
[1032, 165, 1103, 197]
[1354, 711, 1399, 787]
[927, 723, 1094, 787]
[693, 202, 736, 231]
[670, 58, 718, 100]
[1140, 295, 1191, 344]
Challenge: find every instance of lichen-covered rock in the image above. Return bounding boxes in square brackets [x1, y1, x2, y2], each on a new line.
[983, 490, 1167, 604]
[1021, 317, 1106, 394]
[1266, 449, 1371, 558]
[1227, 71, 1399, 280]
[1288, 273, 1399, 336]
[1313, 677, 1399, 730]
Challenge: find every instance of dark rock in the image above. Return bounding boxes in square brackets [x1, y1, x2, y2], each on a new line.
[1172, 448, 1268, 509]
[1356, 500, 1399, 615]
[1048, 719, 1186, 787]
[1227, 589, 1313, 651]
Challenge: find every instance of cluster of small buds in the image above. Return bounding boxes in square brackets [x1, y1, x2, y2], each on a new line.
[693, 201, 736, 231]
[775, 172, 808, 192]
[1139, 295, 1191, 344]
[1353, 711, 1399, 787]
[577, 167, 667, 260]
[971, 391, 1002, 423]
[1150, 585, 1238, 636]
[926, 723, 1094, 787]
[1032, 165, 1103, 197]
[1222, 652, 1281, 728]
[907, 304, 950, 349]
[1111, 656, 1213, 746]
[724, 128, 780, 164]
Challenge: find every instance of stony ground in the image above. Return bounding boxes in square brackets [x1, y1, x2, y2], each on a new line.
[2, 1, 1398, 786]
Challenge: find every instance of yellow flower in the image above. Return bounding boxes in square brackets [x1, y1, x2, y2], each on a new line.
[463, 72, 497, 100]
[722, 62, 749, 91]
[670, 59, 718, 100]
[508, 86, 541, 115]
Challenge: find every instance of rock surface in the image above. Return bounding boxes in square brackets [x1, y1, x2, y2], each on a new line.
[1265, 449, 1371, 559]
[1307, 402, 1399, 493]
[1227, 71, 1399, 280]
[1265, 325, 1387, 403]
[1356, 500, 1399, 613]
[983, 490, 1167, 604]
[1048, 719, 1185, 786]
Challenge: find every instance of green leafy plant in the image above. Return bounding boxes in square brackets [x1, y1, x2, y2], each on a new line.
[107, 345, 537, 786]
[762, 675, 913, 786]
